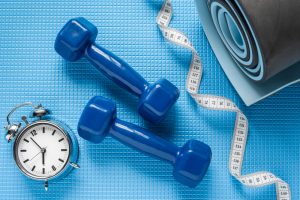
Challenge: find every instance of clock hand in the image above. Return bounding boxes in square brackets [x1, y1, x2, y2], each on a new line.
[30, 137, 43, 150]
[29, 147, 47, 162]
[30, 151, 41, 161]
[41, 148, 46, 165]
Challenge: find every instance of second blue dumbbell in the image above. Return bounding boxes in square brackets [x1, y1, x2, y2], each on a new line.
[55, 17, 180, 124]
[78, 96, 212, 187]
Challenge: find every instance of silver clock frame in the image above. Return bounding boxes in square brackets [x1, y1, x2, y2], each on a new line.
[12, 119, 79, 191]
[13, 120, 72, 180]
[4, 103, 79, 191]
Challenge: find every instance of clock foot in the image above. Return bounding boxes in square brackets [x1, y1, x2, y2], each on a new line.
[69, 162, 80, 169]
[44, 180, 48, 191]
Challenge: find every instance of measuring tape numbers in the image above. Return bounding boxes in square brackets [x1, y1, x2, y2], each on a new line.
[156, 0, 291, 199]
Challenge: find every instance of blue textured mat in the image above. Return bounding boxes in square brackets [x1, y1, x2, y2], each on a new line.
[0, 0, 299, 199]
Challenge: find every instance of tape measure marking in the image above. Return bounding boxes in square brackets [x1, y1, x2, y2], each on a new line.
[156, 1, 291, 199]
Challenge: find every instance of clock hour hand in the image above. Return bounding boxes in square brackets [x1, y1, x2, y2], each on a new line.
[30, 137, 43, 150]
[41, 148, 46, 165]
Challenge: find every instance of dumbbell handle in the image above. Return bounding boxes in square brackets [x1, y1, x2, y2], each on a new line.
[109, 118, 179, 163]
[85, 43, 149, 97]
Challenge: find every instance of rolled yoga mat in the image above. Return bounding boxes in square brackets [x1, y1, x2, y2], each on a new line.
[195, 0, 300, 106]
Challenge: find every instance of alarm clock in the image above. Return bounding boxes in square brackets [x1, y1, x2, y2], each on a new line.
[4, 102, 79, 191]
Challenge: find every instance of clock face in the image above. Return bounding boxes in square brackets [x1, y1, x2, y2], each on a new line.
[14, 121, 70, 180]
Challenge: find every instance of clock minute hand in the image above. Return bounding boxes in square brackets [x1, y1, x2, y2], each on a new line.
[30, 137, 42, 150]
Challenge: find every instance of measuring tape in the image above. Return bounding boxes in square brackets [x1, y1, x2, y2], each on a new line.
[156, 0, 291, 199]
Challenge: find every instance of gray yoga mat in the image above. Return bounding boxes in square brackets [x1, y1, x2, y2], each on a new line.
[195, 0, 300, 106]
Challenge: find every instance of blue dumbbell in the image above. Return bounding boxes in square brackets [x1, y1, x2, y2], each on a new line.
[55, 17, 180, 124]
[78, 96, 212, 187]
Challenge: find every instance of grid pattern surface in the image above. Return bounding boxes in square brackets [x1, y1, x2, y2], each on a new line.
[0, 0, 299, 199]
